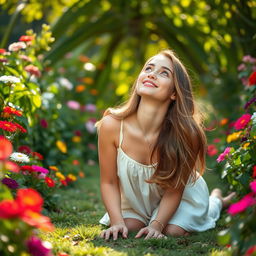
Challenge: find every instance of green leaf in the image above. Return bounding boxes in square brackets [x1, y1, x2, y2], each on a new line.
[234, 157, 241, 165]
[217, 229, 231, 245]
[0, 184, 13, 200]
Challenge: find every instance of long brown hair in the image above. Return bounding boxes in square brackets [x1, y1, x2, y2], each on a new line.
[97, 49, 207, 189]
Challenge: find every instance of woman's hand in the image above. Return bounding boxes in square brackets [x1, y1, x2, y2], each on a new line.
[100, 223, 128, 240]
[135, 226, 166, 240]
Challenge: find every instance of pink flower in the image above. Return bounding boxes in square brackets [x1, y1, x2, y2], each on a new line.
[242, 55, 256, 63]
[66, 100, 80, 110]
[237, 63, 246, 71]
[217, 147, 231, 163]
[26, 236, 52, 256]
[85, 119, 96, 133]
[213, 138, 221, 143]
[32, 165, 49, 174]
[233, 114, 251, 130]
[207, 144, 218, 156]
[227, 193, 256, 215]
[25, 65, 41, 77]
[8, 42, 26, 51]
[250, 180, 256, 193]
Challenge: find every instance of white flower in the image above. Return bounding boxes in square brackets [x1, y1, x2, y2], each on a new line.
[58, 77, 73, 90]
[0, 75, 21, 83]
[8, 42, 26, 52]
[10, 152, 30, 163]
[251, 112, 256, 125]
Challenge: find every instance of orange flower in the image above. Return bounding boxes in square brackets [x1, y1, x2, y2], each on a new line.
[75, 85, 86, 92]
[90, 89, 98, 95]
[21, 210, 54, 231]
[0, 136, 13, 160]
[49, 166, 59, 172]
[79, 171, 85, 178]
[83, 77, 94, 84]
[16, 188, 43, 212]
[220, 118, 228, 126]
[78, 55, 90, 62]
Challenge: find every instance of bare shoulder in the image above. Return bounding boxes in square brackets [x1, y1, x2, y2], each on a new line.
[98, 115, 121, 146]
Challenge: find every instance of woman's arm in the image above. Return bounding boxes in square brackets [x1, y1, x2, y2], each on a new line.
[135, 187, 184, 239]
[98, 116, 128, 240]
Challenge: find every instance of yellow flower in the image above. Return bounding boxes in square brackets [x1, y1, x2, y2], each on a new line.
[72, 136, 81, 143]
[56, 172, 65, 180]
[226, 131, 242, 143]
[56, 140, 67, 153]
[67, 174, 77, 181]
[242, 142, 250, 149]
[49, 166, 59, 171]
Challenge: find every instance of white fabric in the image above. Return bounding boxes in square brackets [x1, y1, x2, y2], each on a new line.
[99, 120, 222, 232]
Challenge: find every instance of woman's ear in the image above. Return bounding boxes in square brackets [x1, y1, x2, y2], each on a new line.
[170, 92, 176, 100]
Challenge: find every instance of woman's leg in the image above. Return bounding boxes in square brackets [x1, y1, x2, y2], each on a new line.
[124, 218, 146, 231]
[163, 224, 189, 237]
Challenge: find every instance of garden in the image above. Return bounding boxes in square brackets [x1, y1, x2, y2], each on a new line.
[0, 1, 255, 255]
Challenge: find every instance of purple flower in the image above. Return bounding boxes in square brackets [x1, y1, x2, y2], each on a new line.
[244, 97, 256, 110]
[26, 236, 52, 256]
[32, 165, 49, 174]
[84, 103, 97, 113]
[40, 119, 48, 128]
[1, 177, 19, 189]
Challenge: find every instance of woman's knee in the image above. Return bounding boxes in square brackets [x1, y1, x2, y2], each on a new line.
[124, 218, 145, 231]
[163, 224, 189, 237]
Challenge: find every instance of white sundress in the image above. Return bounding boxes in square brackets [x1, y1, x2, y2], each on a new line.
[99, 120, 222, 232]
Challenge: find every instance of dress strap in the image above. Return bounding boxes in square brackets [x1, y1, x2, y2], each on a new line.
[119, 119, 124, 148]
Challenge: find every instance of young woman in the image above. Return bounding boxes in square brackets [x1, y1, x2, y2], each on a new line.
[96, 49, 235, 240]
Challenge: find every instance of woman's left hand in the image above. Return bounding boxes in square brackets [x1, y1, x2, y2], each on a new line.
[135, 226, 166, 239]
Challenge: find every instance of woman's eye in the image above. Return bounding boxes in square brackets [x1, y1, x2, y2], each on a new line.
[145, 66, 152, 72]
[161, 71, 169, 77]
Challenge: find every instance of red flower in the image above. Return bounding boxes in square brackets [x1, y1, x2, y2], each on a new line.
[61, 180, 67, 186]
[0, 48, 6, 54]
[32, 152, 44, 160]
[233, 114, 251, 130]
[14, 122, 27, 133]
[16, 188, 43, 212]
[248, 71, 256, 86]
[0, 200, 21, 218]
[45, 177, 55, 188]
[19, 35, 34, 42]
[21, 165, 34, 172]
[0, 136, 13, 160]
[73, 159, 80, 165]
[245, 245, 256, 256]
[18, 145, 32, 155]
[4, 161, 20, 173]
[0, 121, 17, 132]
[207, 144, 218, 156]
[253, 166, 256, 178]
[24, 64, 41, 77]
[3, 106, 22, 116]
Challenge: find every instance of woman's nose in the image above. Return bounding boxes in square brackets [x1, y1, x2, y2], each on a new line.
[147, 71, 156, 79]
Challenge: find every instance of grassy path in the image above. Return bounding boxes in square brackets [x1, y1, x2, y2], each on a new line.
[40, 165, 226, 256]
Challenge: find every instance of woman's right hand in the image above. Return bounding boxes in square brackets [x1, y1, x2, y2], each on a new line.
[100, 223, 128, 240]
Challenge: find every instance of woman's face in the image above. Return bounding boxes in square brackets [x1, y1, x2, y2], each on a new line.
[136, 54, 176, 102]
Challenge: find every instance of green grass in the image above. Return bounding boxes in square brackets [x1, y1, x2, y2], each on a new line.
[39, 165, 228, 256]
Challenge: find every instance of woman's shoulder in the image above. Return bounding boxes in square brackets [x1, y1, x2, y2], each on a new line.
[98, 114, 122, 135]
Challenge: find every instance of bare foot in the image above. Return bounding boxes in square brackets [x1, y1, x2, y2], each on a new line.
[211, 188, 236, 208]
